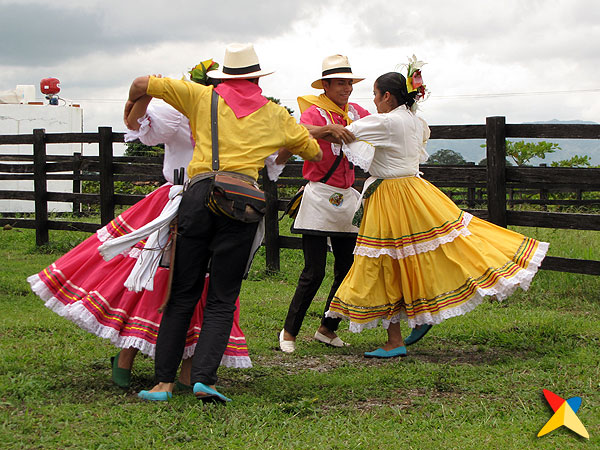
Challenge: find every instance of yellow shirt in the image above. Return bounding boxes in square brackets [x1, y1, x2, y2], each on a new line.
[147, 77, 320, 180]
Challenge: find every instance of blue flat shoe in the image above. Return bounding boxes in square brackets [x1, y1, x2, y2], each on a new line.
[137, 390, 172, 401]
[404, 324, 433, 346]
[364, 346, 407, 358]
[193, 382, 231, 403]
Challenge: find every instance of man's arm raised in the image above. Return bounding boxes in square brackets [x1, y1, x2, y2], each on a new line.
[124, 76, 151, 129]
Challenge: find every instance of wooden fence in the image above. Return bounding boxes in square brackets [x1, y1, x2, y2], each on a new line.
[1, 117, 599, 276]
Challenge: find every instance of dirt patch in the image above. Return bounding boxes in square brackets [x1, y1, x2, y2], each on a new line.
[253, 345, 532, 375]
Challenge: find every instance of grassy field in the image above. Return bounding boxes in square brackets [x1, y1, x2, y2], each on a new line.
[0, 225, 599, 449]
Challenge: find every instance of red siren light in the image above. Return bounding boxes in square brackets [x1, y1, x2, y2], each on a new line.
[40, 78, 60, 95]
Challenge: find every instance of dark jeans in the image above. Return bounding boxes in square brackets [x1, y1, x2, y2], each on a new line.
[283, 233, 356, 336]
[155, 179, 258, 385]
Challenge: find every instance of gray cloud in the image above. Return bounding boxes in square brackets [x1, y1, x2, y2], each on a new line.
[1, 5, 107, 64]
[1, 1, 314, 65]
[350, 0, 599, 68]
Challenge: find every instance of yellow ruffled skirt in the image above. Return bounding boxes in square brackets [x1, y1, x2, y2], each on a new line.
[327, 177, 548, 332]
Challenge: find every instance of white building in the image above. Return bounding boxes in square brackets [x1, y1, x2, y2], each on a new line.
[0, 85, 83, 212]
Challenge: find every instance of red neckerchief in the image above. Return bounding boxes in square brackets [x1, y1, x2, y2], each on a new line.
[214, 79, 269, 118]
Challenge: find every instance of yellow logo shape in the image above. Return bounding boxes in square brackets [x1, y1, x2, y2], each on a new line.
[538, 389, 589, 439]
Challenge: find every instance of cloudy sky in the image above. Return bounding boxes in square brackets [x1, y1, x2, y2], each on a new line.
[1, 0, 599, 132]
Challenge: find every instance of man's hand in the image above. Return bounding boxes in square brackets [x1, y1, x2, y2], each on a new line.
[304, 124, 355, 145]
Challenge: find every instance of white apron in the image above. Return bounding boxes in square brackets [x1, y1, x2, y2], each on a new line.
[292, 181, 360, 235]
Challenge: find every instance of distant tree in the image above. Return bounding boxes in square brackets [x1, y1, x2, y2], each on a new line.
[480, 140, 560, 166]
[427, 149, 467, 165]
[125, 141, 164, 157]
[550, 155, 592, 168]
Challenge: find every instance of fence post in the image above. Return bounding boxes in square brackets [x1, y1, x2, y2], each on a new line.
[98, 127, 115, 226]
[33, 129, 49, 246]
[262, 168, 280, 272]
[72, 151, 82, 215]
[485, 116, 507, 227]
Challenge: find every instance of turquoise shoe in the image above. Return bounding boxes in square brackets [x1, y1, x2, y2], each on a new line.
[404, 324, 433, 346]
[137, 390, 172, 401]
[364, 346, 407, 358]
[193, 382, 231, 403]
[110, 351, 131, 389]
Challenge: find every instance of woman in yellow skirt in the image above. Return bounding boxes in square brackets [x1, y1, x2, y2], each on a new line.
[326, 62, 549, 358]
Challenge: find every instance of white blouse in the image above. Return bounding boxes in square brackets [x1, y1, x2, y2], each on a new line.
[343, 105, 430, 178]
[124, 102, 194, 184]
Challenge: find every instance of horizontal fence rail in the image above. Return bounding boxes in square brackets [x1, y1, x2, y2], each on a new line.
[1, 119, 599, 276]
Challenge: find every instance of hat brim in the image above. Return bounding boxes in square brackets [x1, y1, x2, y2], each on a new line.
[311, 74, 365, 89]
[208, 68, 274, 80]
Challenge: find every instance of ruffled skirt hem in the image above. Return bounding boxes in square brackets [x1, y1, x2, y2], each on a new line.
[327, 240, 548, 331]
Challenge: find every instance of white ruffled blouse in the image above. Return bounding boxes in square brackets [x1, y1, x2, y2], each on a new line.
[124, 102, 194, 184]
[342, 105, 430, 177]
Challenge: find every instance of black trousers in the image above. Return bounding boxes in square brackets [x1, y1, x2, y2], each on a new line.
[155, 180, 258, 385]
[283, 233, 356, 336]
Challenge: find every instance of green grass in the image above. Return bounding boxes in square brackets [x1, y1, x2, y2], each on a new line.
[0, 226, 599, 449]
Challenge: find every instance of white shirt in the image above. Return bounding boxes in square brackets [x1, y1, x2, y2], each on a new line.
[343, 105, 430, 178]
[125, 102, 194, 184]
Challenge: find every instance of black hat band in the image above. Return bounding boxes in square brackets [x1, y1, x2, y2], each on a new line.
[322, 67, 352, 77]
[223, 64, 261, 75]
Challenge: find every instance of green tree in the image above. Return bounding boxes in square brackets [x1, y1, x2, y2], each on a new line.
[427, 149, 467, 165]
[480, 140, 560, 166]
[550, 155, 592, 167]
[124, 141, 164, 157]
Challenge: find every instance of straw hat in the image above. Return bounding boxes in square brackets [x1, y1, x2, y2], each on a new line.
[209, 43, 274, 79]
[311, 54, 365, 89]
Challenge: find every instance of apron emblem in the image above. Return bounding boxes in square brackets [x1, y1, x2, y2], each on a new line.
[329, 193, 344, 207]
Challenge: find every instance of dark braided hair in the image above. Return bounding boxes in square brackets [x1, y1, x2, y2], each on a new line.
[375, 72, 418, 110]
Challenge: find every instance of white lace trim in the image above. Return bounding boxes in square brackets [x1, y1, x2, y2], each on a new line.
[29, 274, 252, 368]
[124, 115, 152, 142]
[96, 215, 137, 244]
[327, 242, 548, 331]
[96, 227, 111, 243]
[220, 355, 253, 369]
[28, 274, 75, 318]
[37, 297, 252, 368]
[355, 212, 474, 260]
[347, 104, 359, 122]
[343, 151, 372, 171]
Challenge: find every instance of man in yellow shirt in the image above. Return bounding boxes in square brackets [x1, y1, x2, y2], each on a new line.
[126, 43, 322, 402]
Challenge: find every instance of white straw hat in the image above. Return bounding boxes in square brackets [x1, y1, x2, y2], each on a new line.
[209, 43, 274, 79]
[311, 54, 365, 89]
